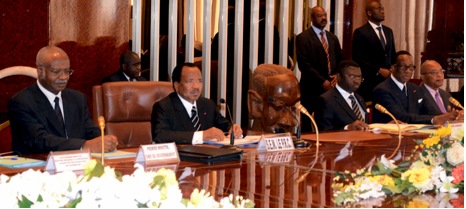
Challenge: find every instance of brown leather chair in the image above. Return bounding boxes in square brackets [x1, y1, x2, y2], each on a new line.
[92, 81, 174, 148]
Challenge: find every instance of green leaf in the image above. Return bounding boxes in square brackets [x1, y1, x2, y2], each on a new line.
[37, 194, 43, 202]
[391, 169, 403, 178]
[422, 151, 428, 157]
[181, 198, 189, 207]
[335, 172, 346, 180]
[394, 178, 402, 185]
[377, 159, 390, 174]
[383, 185, 401, 195]
[86, 160, 105, 182]
[18, 195, 34, 208]
[444, 143, 451, 149]
[64, 196, 82, 208]
[397, 161, 412, 167]
[425, 160, 431, 166]
[151, 176, 164, 189]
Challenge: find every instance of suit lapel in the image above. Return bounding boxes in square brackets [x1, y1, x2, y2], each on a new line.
[62, 91, 75, 137]
[421, 85, 442, 113]
[333, 89, 359, 121]
[309, 28, 326, 54]
[440, 90, 451, 110]
[364, 23, 385, 52]
[31, 84, 67, 137]
[407, 84, 419, 113]
[197, 100, 209, 131]
[388, 78, 408, 110]
[117, 70, 129, 81]
[171, 94, 195, 132]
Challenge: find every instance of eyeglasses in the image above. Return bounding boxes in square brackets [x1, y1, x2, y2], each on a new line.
[374, 7, 385, 11]
[343, 74, 364, 81]
[422, 69, 445, 75]
[49, 68, 74, 76]
[396, 65, 416, 71]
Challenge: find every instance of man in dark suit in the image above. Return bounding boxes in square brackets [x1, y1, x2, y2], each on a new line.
[420, 60, 452, 115]
[8, 46, 118, 155]
[316, 60, 370, 131]
[296, 6, 344, 131]
[372, 51, 458, 124]
[151, 63, 242, 144]
[102, 50, 147, 83]
[352, 0, 396, 102]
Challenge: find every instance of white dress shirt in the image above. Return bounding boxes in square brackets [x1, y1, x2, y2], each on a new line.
[177, 94, 203, 144]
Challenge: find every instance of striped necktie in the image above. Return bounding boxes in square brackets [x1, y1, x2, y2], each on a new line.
[320, 31, 331, 74]
[191, 106, 201, 131]
[349, 95, 364, 122]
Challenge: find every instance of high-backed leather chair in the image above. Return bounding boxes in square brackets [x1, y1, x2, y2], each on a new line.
[92, 81, 174, 148]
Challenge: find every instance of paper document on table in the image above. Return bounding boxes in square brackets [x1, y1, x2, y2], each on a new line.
[91, 150, 137, 159]
[0, 157, 46, 168]
[203, 135, 262, 146]
[369, 123, 437, 132]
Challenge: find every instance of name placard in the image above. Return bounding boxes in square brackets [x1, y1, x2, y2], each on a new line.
[257, 133, 295, 152]
[450, 121, 464, 140]
[45, 150, 91, 173]
[143, 162, 179, 173]
[135, 142, 180, 165]
[258, 151, 294, 163]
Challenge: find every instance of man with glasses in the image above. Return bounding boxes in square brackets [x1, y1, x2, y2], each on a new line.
[352, 0, 396, 102]
[316, 60, 370, 131]
[102, 50, 146, 83]
[8, 46, 118, 155]
[372, 51, 458, 124]
[151, 62, 242, 144]
[420, 60, 464, 117]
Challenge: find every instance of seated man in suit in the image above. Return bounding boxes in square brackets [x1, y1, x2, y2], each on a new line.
[420, 60, 464, 117]
[372, 51, 458, 124]
[151, 62, 242, 144]
[316, 60, 370, 131]
[248, 64, 301, 134]
[101, 50, 147, 83]
[8, 46, 118, 155]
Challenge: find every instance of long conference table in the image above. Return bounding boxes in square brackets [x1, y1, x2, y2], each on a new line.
[0, 131, 432, 208]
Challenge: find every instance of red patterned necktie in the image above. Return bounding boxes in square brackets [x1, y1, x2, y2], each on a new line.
[320, 31, 331, 74]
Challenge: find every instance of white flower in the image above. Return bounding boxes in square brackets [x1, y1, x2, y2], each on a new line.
[380, 154, 397, 169]
[446, 142, 464, 166]
[429, 166, 445, 190]
[439, 171, 459, 193]
[436, 192, 457, 208]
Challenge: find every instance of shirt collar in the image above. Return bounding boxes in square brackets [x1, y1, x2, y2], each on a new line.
[177, 93, 197, 117]
[423, 83, 439, 95]
[335, 84, 353, 99]
[37, 80, 62, 107]
[390, 74, 406, 91]
[368, 20, 382, 30]
[122, 71, 132, 81]
[312, 25, 325, 36]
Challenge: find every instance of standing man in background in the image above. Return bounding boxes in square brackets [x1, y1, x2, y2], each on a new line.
[352, 0, 396, 102]
[296, 6, 344, 132]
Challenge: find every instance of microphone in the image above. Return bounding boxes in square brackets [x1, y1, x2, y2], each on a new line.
[98, 116, 105, 163]
[374, 104, 401, 159]
[297, 105, 319, 168]
[219, 98, 239, 150]
[449, 97, 464, 110]
[267, 97, 308, 147]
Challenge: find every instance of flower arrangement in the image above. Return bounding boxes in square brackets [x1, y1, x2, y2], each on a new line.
[0, 160, 254, 208]
[332, 124, 464, 206]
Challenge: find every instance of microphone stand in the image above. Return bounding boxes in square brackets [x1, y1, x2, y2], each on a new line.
[98, 116, 105, 164]
[375, 104, 401, 159]
[220, 99, 240, 150]
[295, 105, 320, 184]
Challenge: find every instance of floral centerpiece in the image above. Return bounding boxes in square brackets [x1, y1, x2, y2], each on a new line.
[332, 124, 464, 207]
[0, 160, 254, 208]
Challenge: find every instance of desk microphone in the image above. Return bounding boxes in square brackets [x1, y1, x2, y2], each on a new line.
[220, 98, 239, 150]
[98, 116, 106, 163]
[449, 97, 464, 110]
[297, 104, 319, 169]
[374, 104, 401, 159]
[267, 97, 309, 147]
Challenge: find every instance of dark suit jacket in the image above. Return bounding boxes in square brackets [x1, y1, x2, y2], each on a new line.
[101, 69, 147, 84]
[420, 84, 452, 115]
[8, 83, 101, 155]
[316, 88, 369, 131]
[372, 77, 440, 124]
[296, 27, 344, 113]
[352, 22, 396, 101]
[151, 92, 231, 144]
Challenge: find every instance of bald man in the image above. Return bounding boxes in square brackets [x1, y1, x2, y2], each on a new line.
[8, 46, 118, 155]
[420, 60, 464, 118]
[296, 6, 344, 131]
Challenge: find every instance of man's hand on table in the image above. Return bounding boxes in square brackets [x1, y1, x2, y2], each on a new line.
[82, 135, 118, 153]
